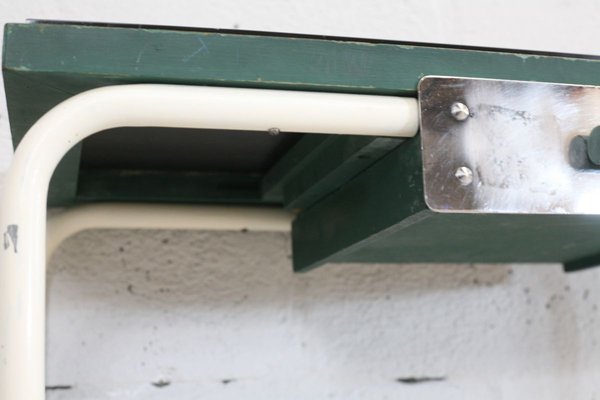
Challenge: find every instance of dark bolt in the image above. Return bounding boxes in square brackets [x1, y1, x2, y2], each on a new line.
[587, 126, 600, 166]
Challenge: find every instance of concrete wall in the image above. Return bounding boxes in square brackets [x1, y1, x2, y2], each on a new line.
[1, 1, 600, 398]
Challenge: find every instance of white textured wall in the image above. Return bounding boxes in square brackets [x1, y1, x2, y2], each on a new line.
[2, 1, 600, 398]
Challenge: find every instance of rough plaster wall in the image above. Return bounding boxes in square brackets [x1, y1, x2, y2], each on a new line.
[46, 230, 600, 399]
[1, 0, 600, 398]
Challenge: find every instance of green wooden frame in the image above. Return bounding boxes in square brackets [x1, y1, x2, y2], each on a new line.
[4, 21, 600, 271]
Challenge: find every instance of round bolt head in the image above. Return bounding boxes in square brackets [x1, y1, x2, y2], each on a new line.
[450, 102, 470, 121]
[455, 166, 473, 185]
[268, 127, 281, 136]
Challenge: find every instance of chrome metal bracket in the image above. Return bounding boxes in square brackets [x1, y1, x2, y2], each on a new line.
[418, 76, 600, 214]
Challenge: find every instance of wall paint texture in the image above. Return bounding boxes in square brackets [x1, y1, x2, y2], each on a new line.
[1, 1, 600, 398]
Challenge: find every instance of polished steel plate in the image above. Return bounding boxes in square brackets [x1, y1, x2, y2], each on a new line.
[418, 76, 600, 214]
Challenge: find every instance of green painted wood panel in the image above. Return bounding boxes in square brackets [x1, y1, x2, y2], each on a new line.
[292, 138, 600, 272]
[6, 23, 600, 97]
[76, 169, 266, 204]
[263, 135, 404, 210]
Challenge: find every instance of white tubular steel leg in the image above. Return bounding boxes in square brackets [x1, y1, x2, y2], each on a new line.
[0, 84, 419, 399]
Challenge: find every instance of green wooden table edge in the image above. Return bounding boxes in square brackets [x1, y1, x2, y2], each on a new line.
[5, 22, 600, 208]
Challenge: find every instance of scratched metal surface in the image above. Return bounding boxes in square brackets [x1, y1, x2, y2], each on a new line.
[419, 77, 600, 214]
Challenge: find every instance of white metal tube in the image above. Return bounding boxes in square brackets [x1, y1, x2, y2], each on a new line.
[47, 203, 293, 261]
[0, 84, 418, 400]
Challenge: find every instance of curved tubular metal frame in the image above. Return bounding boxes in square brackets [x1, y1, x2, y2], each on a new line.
[0, 84, 418, 399]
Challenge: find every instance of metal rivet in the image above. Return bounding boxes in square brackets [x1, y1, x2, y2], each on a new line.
[450, 102, 470, 121]
[455, 166, 473, 185]
[268, 127, 280, 136]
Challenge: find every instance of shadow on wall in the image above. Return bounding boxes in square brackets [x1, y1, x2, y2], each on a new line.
[47, 229, 514, 310]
